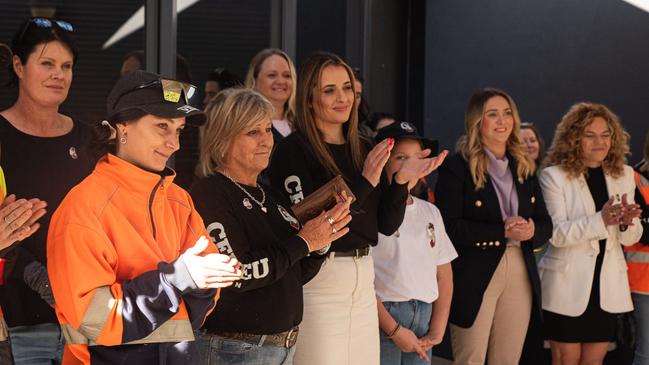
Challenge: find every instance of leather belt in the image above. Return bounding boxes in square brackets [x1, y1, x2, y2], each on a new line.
[332, 246, 370, 259]
[215, 326, 299, 348]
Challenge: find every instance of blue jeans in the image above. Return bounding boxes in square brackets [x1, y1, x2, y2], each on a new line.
[379, 300, 433, 365]
[8, 323, 63, 365]
[633, 293, 649, 365]
[194, 331, 296, 365]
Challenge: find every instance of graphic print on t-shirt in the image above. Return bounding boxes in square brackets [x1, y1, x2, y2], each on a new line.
[206, 220, 270, 287]
[277, 204, 300, 230]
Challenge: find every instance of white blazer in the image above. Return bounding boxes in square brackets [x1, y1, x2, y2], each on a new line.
[538, 165, 643, 316]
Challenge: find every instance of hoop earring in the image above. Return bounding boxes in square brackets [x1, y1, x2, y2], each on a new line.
[120, 137, 127, 144]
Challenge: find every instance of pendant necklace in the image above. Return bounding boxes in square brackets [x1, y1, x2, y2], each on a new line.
[221, 171, 267, 213]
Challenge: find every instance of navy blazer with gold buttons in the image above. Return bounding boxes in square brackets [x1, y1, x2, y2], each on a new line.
[435, 152, 552, 328]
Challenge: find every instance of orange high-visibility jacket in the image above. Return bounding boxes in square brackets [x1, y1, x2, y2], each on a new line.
[625, 171, 649, 294]
[48, 154, 219, 365]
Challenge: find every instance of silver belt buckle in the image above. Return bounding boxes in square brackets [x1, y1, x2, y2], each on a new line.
[285, 327, 297, 348]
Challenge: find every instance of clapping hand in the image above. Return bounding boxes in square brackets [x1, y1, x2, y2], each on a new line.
[0, 194, 47, 251]
[504, 216, 535, 241]
[182, 236, 242, 289]
[394, 149, 449, 188]
[618, 193, 642, 226]
[362, 139, 394, 187]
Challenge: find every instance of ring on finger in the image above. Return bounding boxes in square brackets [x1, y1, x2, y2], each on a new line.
[325, 216, 335, 226]
[332, 227, 337, 234]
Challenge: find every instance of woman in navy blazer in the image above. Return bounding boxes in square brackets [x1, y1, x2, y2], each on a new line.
[435, 88, 552, 364]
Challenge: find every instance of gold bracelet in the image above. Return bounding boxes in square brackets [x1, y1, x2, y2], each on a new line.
[387, 324, 401, 338]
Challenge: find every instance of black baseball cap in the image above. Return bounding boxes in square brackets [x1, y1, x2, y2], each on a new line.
[375, 121, 439, 155]
[106, 70, 206, 126]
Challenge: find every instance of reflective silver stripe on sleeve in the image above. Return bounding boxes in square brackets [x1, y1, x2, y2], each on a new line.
[80, 286, 118, 341]
[625, 250, 649, 263]
[62, 319, 194, 345]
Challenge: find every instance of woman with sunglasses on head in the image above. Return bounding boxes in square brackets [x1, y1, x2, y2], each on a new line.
[245, 48, 297, 143]
[434, 88, 552, 364]
[0, 17, 96, 364]
[268, 52, 446, 365]
[47, 70, 242, 365]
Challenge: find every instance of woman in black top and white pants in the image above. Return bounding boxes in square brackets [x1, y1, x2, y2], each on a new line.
[191, 88, 353, 365]
[269, 52, 446, 365]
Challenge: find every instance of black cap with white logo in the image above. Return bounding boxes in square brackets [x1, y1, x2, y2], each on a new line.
[375, 121, 439, 155]
[106, 70, 206, 126]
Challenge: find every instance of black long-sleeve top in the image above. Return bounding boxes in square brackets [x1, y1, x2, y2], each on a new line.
[0, 116, 95, 327]
[190, 173, 324, 334]
[268, 133, 409, 252]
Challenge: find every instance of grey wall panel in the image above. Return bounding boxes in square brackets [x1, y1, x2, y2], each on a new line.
[424, 0, 649, 160]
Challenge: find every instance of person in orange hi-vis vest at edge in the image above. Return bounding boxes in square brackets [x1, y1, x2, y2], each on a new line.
[625, 131, 649, 365]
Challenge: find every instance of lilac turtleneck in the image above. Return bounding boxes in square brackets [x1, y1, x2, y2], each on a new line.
[485, 147, 520, 246]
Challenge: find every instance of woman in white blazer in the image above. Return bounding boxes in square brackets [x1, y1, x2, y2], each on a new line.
[539, 102, 643, 365]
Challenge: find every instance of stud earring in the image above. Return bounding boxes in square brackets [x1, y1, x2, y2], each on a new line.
[120, 137, 127, 144]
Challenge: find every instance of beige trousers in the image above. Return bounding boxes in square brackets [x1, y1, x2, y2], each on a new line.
[451, 246, 532, 365]
[293, 254, 379, 365]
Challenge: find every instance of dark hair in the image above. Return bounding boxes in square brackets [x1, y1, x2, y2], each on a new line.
[368, 112, 395, 131]
[8, 18, 78, 86]
[87, 109, 147, 159]
[121, 50, 192, 83]
[351, 67, 371, 126]
[208, 67, 243, 90]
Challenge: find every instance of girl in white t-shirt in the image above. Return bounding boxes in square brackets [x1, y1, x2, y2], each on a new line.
[371, 122, 456, 365]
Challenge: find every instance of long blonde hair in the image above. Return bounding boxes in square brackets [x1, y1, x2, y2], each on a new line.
[294, 52, 366, 178]
[457, 88, 535, 189]
[197, 88, 274, 178]
[244, 48, 297, 123]
[543, 102, 629, 178]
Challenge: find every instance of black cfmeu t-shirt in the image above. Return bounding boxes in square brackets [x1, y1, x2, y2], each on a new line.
[268, 133, 409, 252]
[190, 173, 325, 334]
[0, 115, 95, 327]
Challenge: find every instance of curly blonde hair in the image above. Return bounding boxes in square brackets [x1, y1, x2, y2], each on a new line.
[543, 102, 629, 178]
[457, 88, 535, 189]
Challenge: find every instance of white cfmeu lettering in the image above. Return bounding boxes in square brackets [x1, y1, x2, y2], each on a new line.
[207, 222, 271, 282]
[206, 222, 235, 258]
[284, 175, 304, 204]
[240, 258, 270, 280]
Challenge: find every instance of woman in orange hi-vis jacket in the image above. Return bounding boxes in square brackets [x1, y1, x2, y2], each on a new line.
[625, 131, 649, 365]
[47, 70, 242, 365]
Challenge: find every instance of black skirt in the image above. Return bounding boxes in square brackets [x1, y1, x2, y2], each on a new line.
[544, 241, 618, 342]
[544, 167, 619, 343]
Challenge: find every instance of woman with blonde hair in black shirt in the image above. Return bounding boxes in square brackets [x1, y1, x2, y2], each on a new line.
[191, 87, 353, 365]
